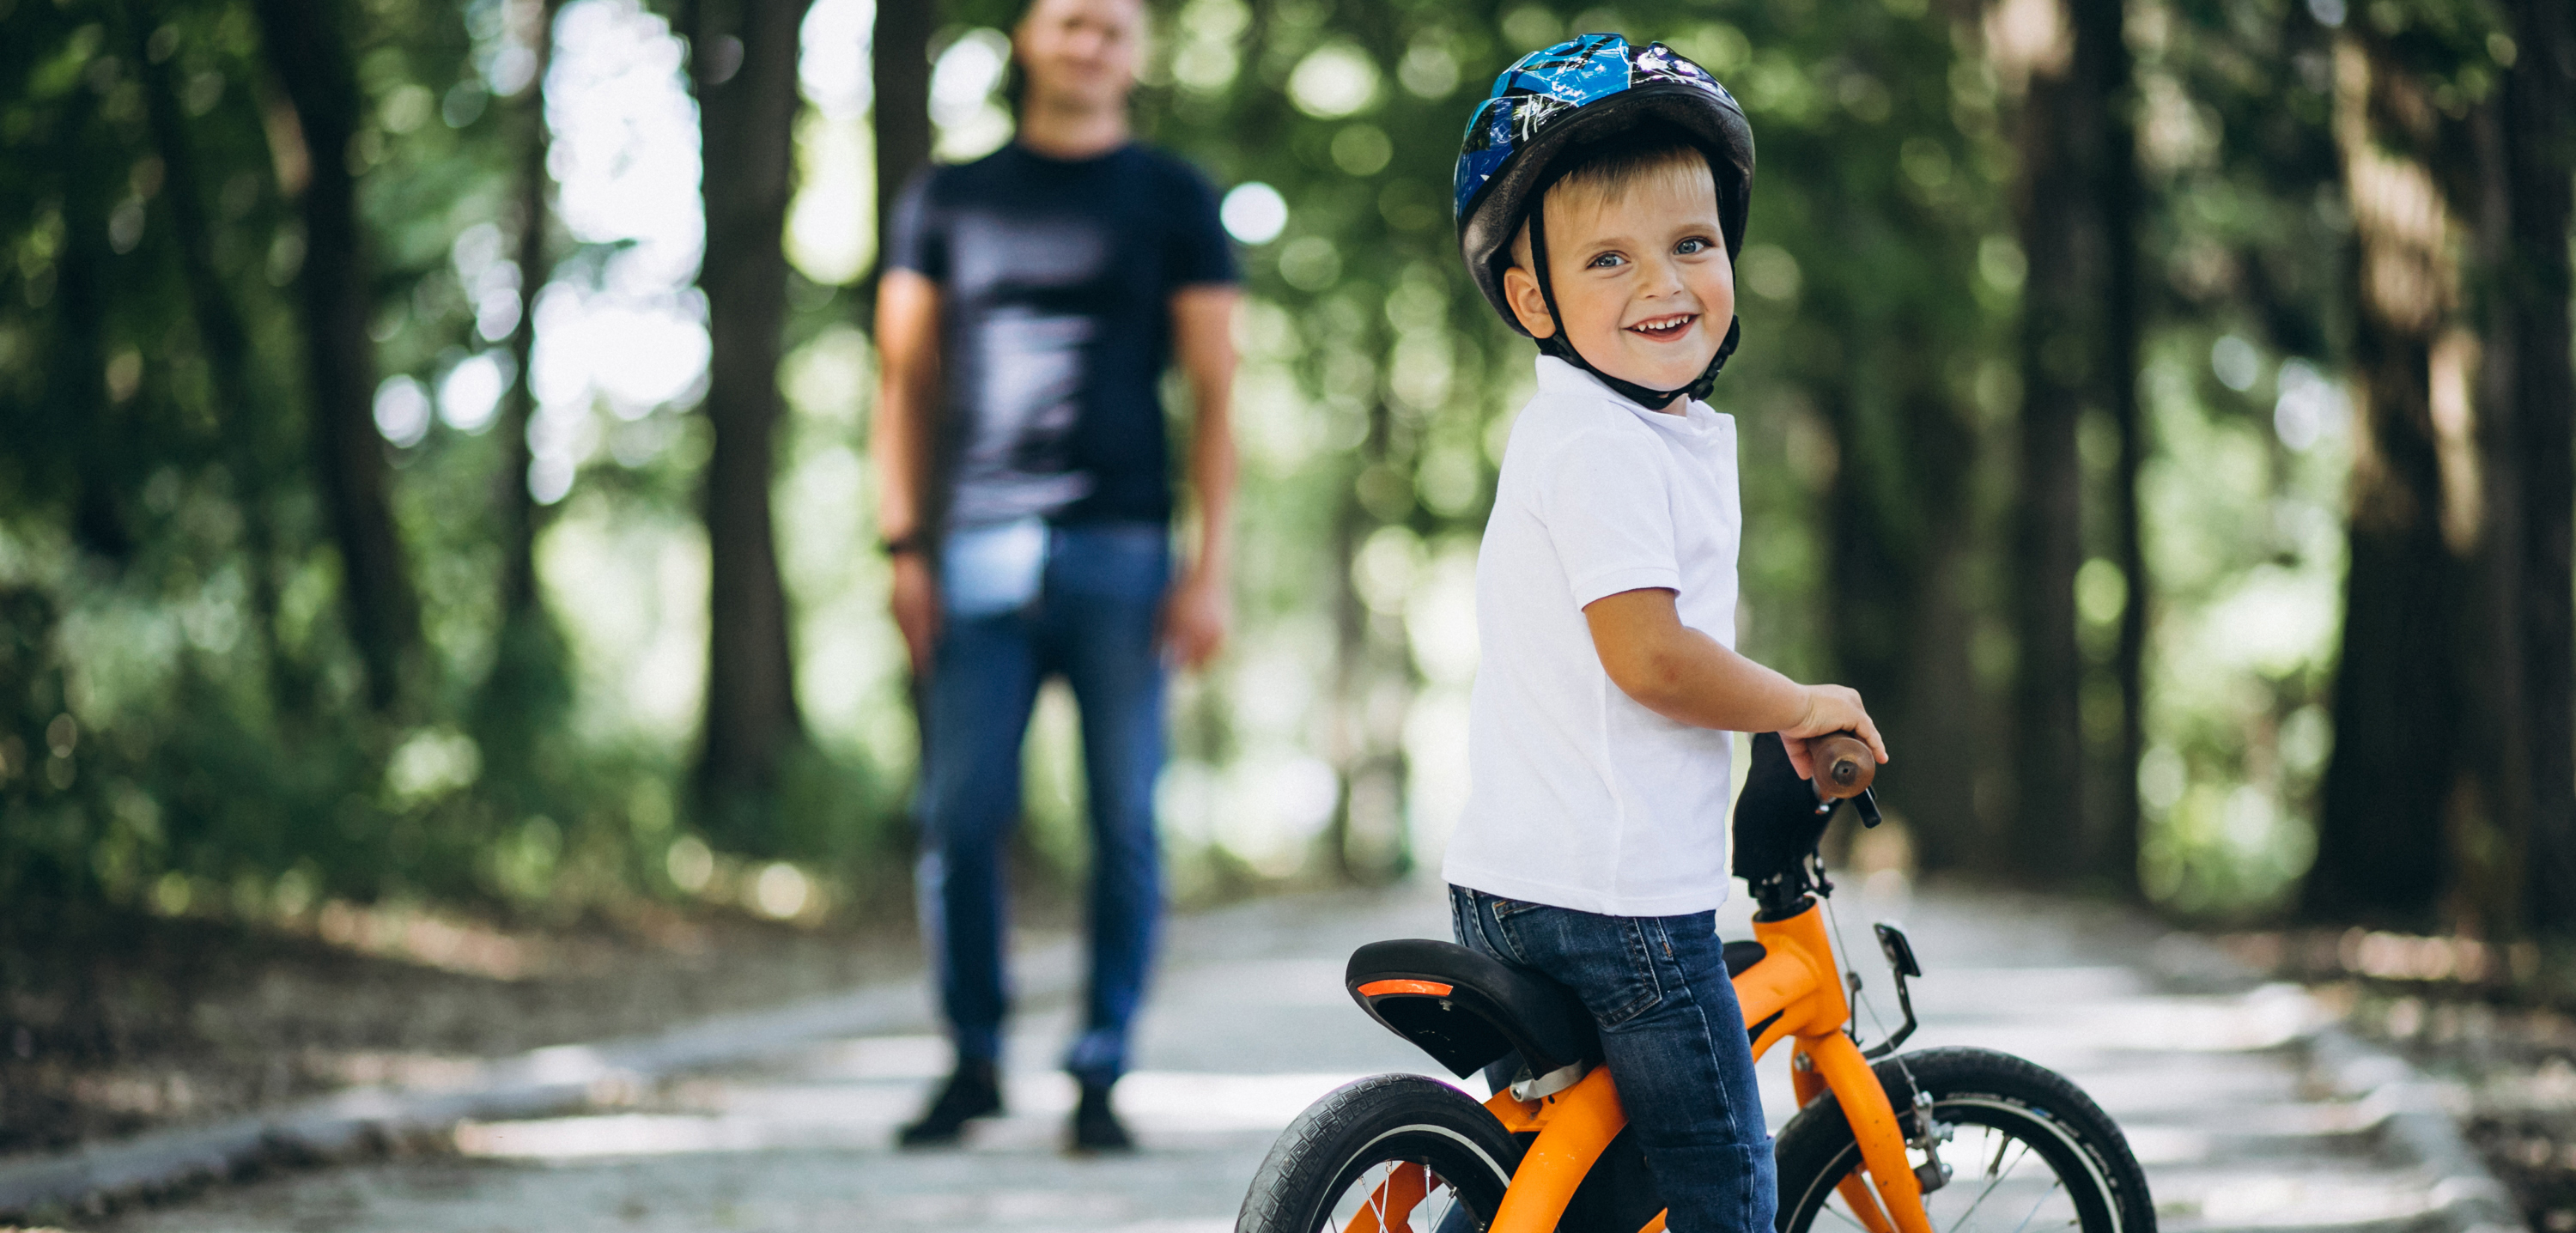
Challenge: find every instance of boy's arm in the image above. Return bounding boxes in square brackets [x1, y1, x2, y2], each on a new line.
[1162, 284, 1241, 670]
[1583, 587, 1889, 775]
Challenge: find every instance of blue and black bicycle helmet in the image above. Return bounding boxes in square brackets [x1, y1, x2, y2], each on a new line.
[1454, 34, 1756, 406]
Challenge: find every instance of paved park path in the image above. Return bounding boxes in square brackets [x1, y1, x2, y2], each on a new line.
[98, 878, 2477, 1233]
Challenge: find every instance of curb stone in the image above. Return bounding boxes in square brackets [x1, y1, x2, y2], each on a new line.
[2303, 1026, 2524, 1233]
[0, 882, 1436, 1219]
[0, 939, 1082, 1219]
[2155, 927, 2523, 1233]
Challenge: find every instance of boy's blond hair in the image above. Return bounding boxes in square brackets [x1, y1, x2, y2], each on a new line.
[1507, 137, 1716, 272]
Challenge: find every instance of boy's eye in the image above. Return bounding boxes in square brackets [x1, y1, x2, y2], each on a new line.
[1675, 237, 1711, 255]
[1587, 252, 1626, 269]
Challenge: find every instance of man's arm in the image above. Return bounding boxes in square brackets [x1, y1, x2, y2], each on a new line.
[874, 268, 943, 675]
[1582, 587, 1888, 776]
[1163, 284, 1240, 669]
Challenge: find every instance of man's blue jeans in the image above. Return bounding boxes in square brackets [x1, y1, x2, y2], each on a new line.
[1450, 885, 1778, 1233]
[917, 522, 1169, 1088]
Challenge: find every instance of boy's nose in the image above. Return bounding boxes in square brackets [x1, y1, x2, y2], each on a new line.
[1639, 256, 1689, 298]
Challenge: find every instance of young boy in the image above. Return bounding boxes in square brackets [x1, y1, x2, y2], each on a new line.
[1444, 34, 1888, 1233]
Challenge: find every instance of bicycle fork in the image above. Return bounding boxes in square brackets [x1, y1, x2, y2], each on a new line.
[1789, 1032, 1935, 1233]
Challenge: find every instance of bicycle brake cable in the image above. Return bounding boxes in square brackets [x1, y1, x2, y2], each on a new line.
[1817, 853, 1926, 1115]
[1815, 866, 1879, 1036]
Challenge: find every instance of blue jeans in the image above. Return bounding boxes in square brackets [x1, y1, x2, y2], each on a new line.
[1450, 885, 1777, 1233]
[916, 522, 1170, 1088]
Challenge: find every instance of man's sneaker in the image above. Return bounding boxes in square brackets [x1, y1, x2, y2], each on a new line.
[897, 1059, 1003, 1146]
[1069, 1080, 1134, 1153]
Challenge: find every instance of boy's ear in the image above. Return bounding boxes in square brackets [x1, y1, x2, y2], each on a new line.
[1501, 264, 1558, 339]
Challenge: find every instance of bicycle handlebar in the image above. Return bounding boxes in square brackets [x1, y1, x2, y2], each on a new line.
[1813, 733, 1875, 799]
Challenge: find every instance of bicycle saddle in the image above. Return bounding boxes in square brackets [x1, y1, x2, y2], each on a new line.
[1346, 938, 1599, 1079]
[1346, 938, 1772, 1081]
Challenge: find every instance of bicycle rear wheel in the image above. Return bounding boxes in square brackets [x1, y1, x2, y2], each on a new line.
[1773, 1047, 2154, 1233]
[1239, 1073, 1522, 1233]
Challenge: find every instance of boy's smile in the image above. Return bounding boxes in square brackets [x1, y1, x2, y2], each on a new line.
[1627, 311, 1698, 342]
[1501, 156, 1736, 411]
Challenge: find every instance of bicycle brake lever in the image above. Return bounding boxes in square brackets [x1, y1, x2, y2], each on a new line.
[1854, 788, 1882, 829]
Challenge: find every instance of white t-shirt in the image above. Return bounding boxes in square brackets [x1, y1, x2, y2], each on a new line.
[1443, 355, 1743, 918]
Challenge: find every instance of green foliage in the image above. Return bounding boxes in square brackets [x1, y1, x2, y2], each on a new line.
[0, 0, 2552, 939]
[0, 0, 891, 934]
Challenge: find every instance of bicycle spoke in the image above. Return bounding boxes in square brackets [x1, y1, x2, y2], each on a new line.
[1823, 1194, 1874, 1233]
[1420, 1169, 1450, 1233]
[1335, 1160, 1455, 1233]
[2004, 1177, 2068, 1233]
[1941, 1139, 2033, 1233]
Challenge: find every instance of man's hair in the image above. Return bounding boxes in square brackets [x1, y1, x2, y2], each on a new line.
[1015, 0, 1144, 24]
[1506, 128, 1716, 271]
[1007, 0, 1147, 117]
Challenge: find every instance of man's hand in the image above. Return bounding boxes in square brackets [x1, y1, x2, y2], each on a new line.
[1160, 568, 1230, 670]
[890, 552, 940, 677]
[1779, 683, 1888, 780]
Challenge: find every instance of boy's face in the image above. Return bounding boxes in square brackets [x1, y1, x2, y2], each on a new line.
[1502, 161, 1735, 409]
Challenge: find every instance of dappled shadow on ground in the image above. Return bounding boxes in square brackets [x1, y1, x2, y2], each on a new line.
[2218, 927, 2576, 1230]
[2337, 987, 2576, 1232]
[0, 900, 922, 1156]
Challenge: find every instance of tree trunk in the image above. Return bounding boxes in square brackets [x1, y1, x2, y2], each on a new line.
[475, 0, 574, 793]
[2306, 34, 2464, 928]
[49, 98, 121, 566]
[2460, 102, 2529, 940]
[134, 14, 296, 711]
[2498, 0, 2576, 937]
[251, 0, 421, 712]
[1817, 362, 1982, 876]
[2079, 0, 2144, 897]
[868, 0, 933, 298]
[497, 0, 564, 623]
[1327, 398, 1412, 884]
[1325, 472, 1369, 884]
[691, 0, 811, 824]
[2004, 0, 2098, 883]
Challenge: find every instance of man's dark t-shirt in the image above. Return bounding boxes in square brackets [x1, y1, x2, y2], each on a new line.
[890, 143, 1237, 531]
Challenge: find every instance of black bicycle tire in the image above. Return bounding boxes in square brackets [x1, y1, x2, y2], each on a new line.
[1771, 1047, 2155, 1233]
[1238, 1073, 1525, 1233]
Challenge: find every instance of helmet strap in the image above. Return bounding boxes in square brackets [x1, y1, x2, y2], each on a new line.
[1526, 188, 1739, 409]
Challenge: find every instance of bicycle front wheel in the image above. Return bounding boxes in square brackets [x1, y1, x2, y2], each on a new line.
[1774, 1047, 2154, 1233]
[1238, 1073, 1522, 1233]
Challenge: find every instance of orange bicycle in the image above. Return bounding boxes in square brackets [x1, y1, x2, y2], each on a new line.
[1238, 733, 2154, 1233]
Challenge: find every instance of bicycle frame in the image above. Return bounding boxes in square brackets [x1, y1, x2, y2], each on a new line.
[1443, 896, 1930, 1233]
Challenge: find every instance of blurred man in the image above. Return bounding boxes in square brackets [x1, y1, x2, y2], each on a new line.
[871, 0, 1239, 1152]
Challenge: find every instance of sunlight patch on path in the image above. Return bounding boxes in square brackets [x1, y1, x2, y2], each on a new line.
[454, 1069, 1391, 1160]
